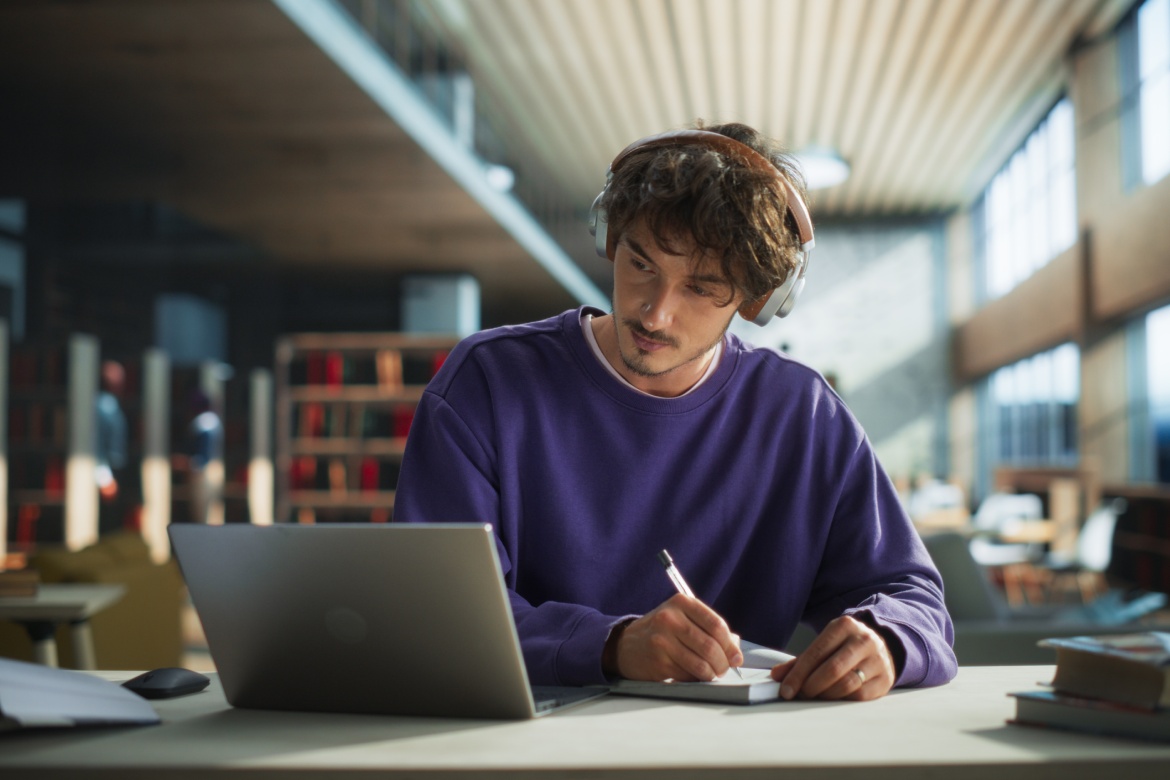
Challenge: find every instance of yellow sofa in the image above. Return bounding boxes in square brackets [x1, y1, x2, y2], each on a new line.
[0, 532, 184, 670]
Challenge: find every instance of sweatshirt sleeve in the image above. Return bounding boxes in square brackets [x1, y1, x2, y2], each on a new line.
[394, 380, 633, 686]
[802, 437, 958, 688]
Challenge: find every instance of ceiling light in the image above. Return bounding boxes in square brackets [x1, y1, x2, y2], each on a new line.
[793, 146, 851, 190]
[484, 164, 515, 193]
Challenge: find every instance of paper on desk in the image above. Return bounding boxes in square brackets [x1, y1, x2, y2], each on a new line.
[0, 657, 159, 729]
[740, 641, 795, 669]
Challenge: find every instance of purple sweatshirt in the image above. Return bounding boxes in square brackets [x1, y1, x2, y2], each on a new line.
[395, 308, 957, 688]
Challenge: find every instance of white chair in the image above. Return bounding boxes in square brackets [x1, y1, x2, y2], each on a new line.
[972, 492, 1044, 534]
[1045, 500, 1123, 603]
[969, 492, 1045, 606]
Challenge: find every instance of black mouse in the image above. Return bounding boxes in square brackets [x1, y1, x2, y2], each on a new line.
[122, 667, 211, 699]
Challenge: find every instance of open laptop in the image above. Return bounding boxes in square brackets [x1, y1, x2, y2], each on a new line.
[168, 523, 607, 719]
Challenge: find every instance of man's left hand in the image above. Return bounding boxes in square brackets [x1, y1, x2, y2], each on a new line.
[769, 615, 896, 701]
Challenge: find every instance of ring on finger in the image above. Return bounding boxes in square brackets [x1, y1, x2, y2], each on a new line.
[853, 667, 866, 684]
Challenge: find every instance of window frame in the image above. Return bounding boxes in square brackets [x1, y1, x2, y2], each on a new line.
[976, 98, 1078, 303]
[978, 344, 1081, 499]
[1120, 0, 1170, 189]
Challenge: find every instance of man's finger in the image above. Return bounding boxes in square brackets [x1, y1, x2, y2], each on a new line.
[728, 632, 744, 668]
[619, 595, 741, 681]
[671, 595, 744, 673]
[671, 606, 736, 680]
[774, 632, 845, 699]
[798, 642, 867, 699]
[772, 616, 897, 701]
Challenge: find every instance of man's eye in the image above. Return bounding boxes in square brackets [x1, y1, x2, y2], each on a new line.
[631, 258, 651, 272]
[689, 285, 712, 297]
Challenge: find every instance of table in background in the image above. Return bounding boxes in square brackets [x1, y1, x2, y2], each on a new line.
[1, 666, 1169, 778]
[0, 583, 125, 668]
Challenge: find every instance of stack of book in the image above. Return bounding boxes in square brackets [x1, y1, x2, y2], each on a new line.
[0, 569, 39, 598]
[1010, 632, 1170, 742]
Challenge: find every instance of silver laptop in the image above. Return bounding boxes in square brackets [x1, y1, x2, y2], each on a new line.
[169, 523, 607, 719]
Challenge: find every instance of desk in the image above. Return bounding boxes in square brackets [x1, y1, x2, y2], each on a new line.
[0, 583, 125, 668]
[1, 666, 1169, 778]
[999, 519, 1057, 544]
[916, 520, 1057, 545]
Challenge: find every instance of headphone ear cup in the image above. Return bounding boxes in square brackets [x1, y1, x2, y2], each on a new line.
[588, 189, 612, 260]
[737, 257, 805, 324]
[776, 276, 805, 318]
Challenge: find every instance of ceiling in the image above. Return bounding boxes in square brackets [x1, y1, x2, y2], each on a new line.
[427, 0, 1134, 214]
[0, 0, 1140, 316]
[0, 0, 585, 319]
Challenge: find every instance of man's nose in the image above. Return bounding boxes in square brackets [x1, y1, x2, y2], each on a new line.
[640, 282, 678, 331]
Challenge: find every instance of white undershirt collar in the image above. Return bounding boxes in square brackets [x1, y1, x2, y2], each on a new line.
[581, 311, 722, 398]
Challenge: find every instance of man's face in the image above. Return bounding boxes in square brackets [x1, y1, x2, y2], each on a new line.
[606, 219, 742, 396]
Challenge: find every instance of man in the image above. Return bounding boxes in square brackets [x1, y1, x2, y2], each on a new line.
[181, 389, 224, 525]
[395, 122, 956, 701]
[95, 359, 130, 534]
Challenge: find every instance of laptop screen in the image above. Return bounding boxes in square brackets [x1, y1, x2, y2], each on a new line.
[169, 523, 600, 719]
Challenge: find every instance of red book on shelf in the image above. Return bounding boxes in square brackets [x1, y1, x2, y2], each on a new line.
[393, 406, 414, 438]
[306, 351, 325, 385]
[325, 351, 344, 390]
[299, 403, 325, 438]
[292, 456, 317, 491]
[359, 458, 379, 491]
[44, 456, 65, 496]
[431, 350, 449, 377]
[16, 505, 41, 546]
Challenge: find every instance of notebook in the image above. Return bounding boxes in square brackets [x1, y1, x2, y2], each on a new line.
[168, 523, 607, 719]
[607, 642, 794, 704]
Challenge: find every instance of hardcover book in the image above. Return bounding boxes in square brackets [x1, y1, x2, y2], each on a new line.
[1040, 633, 1170, 710]
[1011, 690, 1170, 743]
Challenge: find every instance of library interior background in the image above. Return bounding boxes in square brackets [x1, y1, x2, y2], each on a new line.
[0, 0, 1168, 671]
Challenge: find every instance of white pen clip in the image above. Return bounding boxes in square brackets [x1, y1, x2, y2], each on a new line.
[657, 549, 696, 598]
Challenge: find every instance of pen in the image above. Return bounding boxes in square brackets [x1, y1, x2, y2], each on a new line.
[657, 549, 742, 679]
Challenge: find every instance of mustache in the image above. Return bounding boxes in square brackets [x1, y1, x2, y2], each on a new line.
[622, 319, 678, 348]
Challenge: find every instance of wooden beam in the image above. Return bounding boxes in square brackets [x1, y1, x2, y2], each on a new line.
[952, 243, 1084, 383]
[1092, 172, 1170, 321]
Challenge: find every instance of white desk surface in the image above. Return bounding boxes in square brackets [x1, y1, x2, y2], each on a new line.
[2, 666, 1169, 779]
[0, 583, 126, 621]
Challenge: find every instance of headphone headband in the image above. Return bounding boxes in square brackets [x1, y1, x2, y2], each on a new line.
[607, 130, 815, 251]
[589, 129, 815, 325]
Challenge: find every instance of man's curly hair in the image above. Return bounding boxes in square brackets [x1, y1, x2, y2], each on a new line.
[598, 121, 808, 308]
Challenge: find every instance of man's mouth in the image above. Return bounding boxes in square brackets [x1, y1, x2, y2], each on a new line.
[620, 317, 677, 352]
[632, 331, 668, 352]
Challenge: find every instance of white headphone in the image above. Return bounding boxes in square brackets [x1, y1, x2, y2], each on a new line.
[588, 130, 815, 325]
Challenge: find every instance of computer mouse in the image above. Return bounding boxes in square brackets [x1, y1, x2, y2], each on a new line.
[122, 667, 211, 699]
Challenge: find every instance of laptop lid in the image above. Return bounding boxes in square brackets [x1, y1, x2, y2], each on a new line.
[169, 523, 600, 719]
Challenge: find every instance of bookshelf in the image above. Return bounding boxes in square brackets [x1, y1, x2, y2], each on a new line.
[6, 334, 99, 553]
[167, 362, 239, 526]
[274, 333, 460, 524]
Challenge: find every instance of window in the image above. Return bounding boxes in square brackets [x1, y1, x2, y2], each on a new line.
[1123, 0, 1170, 188]
[1140, 0, 1170, 184]
[979, 100, 1077, 302]
[1148, 305, 1170, 482]
[985, 344, 1080, 467]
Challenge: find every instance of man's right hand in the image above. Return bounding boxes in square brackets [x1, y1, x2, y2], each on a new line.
[612, 594, 743, 681]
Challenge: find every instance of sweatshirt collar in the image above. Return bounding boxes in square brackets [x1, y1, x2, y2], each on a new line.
[563, 307, 738, 413]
